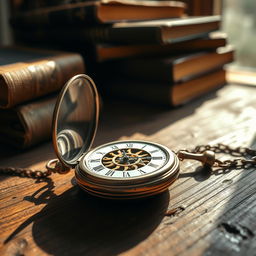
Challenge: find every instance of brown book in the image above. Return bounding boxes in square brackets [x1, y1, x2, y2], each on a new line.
[14, 15, 220, 46]
[0, 46, 85, 108]
[103, 46, 233, 82]
[95, 32, 227, 62]
[11, 0, 186, 27]
[105, 69, 226, 106]
[0, 94, 56, 148]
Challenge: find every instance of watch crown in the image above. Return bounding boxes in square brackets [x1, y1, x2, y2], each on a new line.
[177, 150, 215, 166]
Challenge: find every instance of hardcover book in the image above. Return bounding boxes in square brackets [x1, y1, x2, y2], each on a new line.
[0, 46, 85, 108]
[0, 94, 56, 148]
[94, 32, 227, 62]
[104, 69, 226, 106]
[14, 15, 221, 45]
[102, 46, 234, 82]
[11, 0, 186, 26]
[82, 15, 221, 44]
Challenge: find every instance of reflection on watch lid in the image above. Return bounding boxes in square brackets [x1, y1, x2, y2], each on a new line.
[52, 74, 99, 168]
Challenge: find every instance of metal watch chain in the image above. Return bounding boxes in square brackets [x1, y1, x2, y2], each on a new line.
[0, 144, 256, 179]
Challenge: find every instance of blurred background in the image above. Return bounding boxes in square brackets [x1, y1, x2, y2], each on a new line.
[222, 0, 256, 69]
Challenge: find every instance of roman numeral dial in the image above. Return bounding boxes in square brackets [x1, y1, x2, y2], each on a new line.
[85, 141, 169, 178]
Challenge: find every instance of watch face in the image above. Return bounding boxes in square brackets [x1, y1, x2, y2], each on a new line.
[82, 140, 174, 179]
[76, 140, 179, 199]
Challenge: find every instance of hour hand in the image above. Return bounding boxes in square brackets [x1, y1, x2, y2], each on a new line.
[121, 150, 127, 157]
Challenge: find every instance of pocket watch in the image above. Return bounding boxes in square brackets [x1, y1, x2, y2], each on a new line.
[1, 74, 256, 199]
[44, 74, 256, 200]
[47, 74, 183, 199]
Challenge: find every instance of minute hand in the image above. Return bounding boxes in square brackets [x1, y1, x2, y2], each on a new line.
[129, 156, 152, 160]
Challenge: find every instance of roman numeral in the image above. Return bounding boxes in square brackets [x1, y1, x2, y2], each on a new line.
[105, 170, 115, 176]
[141, 145, 147, 149]
[126, 143, 133, 148]
[93, 165, 105, 172]
[111, 145, 119, 150]
[138, 169, 146, 174]
[150, 150, 159, 154]
[90, 159, 101, 163]
[123, 172, 131, 177]
[148, 162, 159, 169]
[152, 156, 163, 160]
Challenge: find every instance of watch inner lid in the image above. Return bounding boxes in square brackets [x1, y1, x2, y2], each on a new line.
[52, 74, 99, 168]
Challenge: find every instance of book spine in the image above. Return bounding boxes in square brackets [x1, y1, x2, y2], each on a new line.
[0, 53, 85, 108]
[0, 95, 56, 148]
[18, 95, 56, 148]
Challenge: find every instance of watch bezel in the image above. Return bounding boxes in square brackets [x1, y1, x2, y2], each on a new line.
[77, 140, 179, 184]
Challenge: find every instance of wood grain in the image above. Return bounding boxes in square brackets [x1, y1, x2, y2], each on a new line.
[1, 84, 256, 256]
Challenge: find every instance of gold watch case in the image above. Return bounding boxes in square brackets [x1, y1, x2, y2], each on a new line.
[76, 140, 179, 199]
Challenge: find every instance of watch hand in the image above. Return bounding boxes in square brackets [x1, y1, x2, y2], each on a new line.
[137, 158, 146, 166]
[131, 156, 151, 160]
[142, 156, 152, 160]
[121, 150, 127, 157]
[117, 150, 130, 164]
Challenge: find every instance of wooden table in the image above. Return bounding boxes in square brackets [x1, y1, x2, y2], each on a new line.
[1, 83, 256, 256]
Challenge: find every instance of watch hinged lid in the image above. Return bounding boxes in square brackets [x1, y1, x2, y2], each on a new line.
[52, 74, 99, 168]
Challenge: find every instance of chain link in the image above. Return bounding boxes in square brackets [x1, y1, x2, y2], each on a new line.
[1, 144, 255, 178]
[0, 167, 52, 179]
[0, 159, 70, 179]
[189, 143, 256, 170]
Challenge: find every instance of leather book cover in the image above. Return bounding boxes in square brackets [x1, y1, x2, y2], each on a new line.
[100, 45, 233, 83]
[15, 15, 220, 46]
[103, 69, 226, 106]
[11, 0, 186, 27]
[94, 31, 227, 62]
[0, 94, 56, 148]
[82, 15, 220, 45]
[0, 46, 85, 108]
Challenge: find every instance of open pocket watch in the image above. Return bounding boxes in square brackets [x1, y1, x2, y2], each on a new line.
[45, 74, 221, 200]
[2, 74, 254, 199]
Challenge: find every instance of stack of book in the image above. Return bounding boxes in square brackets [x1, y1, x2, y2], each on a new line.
[100, 40, 233, 106]
[3, 0, 234, 148]
[10, 0, 234, 107]
[0, 46, 85, 148]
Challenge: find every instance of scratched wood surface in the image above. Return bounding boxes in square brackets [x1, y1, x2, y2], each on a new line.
[1, 84, 256, 256]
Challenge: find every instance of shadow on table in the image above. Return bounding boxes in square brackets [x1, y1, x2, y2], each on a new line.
[5, 184, 170, 256]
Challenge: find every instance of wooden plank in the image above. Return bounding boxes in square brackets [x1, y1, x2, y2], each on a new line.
[1, 84, 256, 256]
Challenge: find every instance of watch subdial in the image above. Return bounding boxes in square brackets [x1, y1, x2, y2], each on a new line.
[102, 148, 151, 171]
